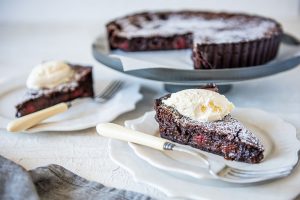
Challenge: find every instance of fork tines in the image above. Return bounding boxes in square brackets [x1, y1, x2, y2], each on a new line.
[95, 80, 123, 103]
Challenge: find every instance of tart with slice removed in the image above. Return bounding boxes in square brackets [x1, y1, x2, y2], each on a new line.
[107, 11, 282, 69]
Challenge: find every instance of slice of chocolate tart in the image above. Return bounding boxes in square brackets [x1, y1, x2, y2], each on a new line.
[154, 89, 264, 163]
[15, 62, 94, 117]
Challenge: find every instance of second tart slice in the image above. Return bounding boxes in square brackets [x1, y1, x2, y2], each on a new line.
[154, 89, 264, 163]
[15, 61, 94, 117]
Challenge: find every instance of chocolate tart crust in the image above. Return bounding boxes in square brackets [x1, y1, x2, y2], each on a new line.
[107, 11, 282, 69]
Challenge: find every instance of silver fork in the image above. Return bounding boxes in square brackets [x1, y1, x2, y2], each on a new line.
[94, 80, 123, 103]
[96, 123, 299, 184]
[171, 143, 297, 183]
[7, 80, 123, 132]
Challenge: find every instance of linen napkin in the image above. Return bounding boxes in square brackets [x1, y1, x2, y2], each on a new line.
[0, 155, 155, 200]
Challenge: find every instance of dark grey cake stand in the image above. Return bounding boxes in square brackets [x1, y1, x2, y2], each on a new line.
[92, 33, 300, 93]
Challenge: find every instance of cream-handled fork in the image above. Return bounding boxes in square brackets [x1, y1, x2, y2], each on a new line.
[6, 80, 123, 132]
[97, 123, 297, 184]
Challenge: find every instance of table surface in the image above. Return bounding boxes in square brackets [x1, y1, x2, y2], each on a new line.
[0, 12, 300, 200]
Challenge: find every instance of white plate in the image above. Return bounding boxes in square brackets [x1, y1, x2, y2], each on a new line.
[109, 137, 300, 200]
[0, 75, 142, 132]
[125, 108, 300, 179]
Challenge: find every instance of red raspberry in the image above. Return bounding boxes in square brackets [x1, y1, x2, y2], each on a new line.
[194, 134, 207, 144]
[173, 37, 186, 49]
[118, 41, 129, 50]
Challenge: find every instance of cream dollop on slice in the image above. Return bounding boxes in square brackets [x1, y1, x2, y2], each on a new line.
[26, 61, 75, 89]
[162, 89, 234, 122]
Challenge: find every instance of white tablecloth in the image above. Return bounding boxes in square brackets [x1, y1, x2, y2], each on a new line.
[0, 2, 299, 199]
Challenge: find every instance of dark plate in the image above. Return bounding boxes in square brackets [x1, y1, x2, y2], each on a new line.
[92, 33, 300, 92]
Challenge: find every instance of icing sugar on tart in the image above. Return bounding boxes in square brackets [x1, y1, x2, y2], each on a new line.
[107, 11, 282, 69]
[116, 14, 277, 44]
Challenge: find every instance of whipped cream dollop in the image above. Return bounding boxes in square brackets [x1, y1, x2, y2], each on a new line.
[162, 89, 234, 122]
[26, 61, 75, 89]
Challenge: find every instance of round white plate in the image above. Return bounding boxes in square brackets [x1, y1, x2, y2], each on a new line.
[125, 108, 300, 179]
[0, 75, 142, 132]
[109, 137, 300, 200]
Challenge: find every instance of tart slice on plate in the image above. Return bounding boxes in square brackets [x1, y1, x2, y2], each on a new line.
[154, 87, 264, 163]
[15, 61, 94, 117]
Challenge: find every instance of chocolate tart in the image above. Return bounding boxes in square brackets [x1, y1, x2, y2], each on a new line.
[154, 93, 264, 164]
[106, 11, 282, 69]
[15, 64, 94, 117]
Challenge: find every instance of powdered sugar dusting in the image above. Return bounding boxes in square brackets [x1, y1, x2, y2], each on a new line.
[161, 102, 263, 148]
[25, 81, 79, 99]
[115, 13, 276, 44]
[23, 66, 85, 100]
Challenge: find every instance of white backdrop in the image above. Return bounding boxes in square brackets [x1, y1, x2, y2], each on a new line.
[0, 0, 299, 23]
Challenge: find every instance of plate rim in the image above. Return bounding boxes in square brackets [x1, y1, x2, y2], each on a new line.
[125, 108, 300, 180]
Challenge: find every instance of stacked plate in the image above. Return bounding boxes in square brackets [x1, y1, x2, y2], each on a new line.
[109, 108, 300, 200]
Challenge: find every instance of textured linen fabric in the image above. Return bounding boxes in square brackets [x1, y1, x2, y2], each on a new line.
[0, 155, 154, 200]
